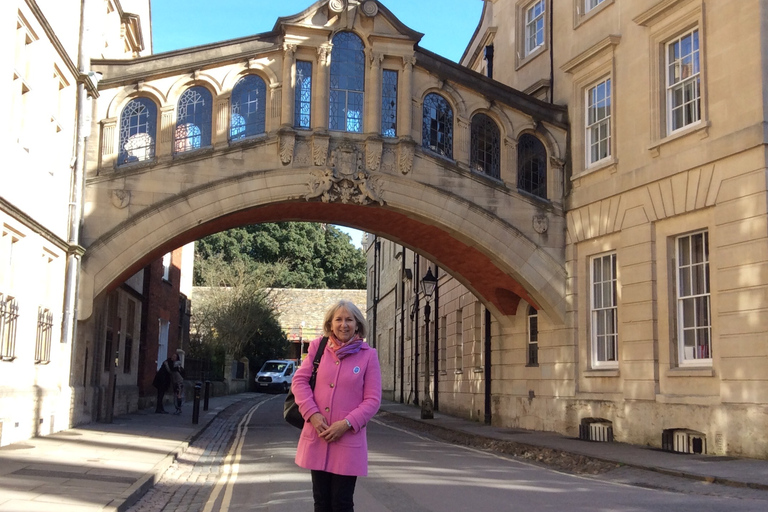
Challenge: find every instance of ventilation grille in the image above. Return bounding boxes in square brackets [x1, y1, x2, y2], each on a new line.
[662, 429, 706, 454]
[579, 419, 614, 442]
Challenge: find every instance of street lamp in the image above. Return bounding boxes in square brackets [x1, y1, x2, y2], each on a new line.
[420, 267, 437, 419]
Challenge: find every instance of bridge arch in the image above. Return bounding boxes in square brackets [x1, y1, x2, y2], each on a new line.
[79, 161, 565, 327]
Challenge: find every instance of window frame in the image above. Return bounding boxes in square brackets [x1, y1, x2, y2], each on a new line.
[118, 97, 157, 166]
[516, 133, 548, 199]
[328, 31, 366, 133]
[421, 93, 454, 159]
[174, 86, 212, 154]
[665, 28, 700, 135]
[524, 0, 546, 56]
[294, 60, 313, 129]
[470, 113, 501, 179]
[35, 306, 53, 364]
[590, 252, 618, 369]
[381, 69, 398, 138]
[0, 293, 19, 362]
[675, 230, 711, 366]
[527, 305, 539, 366]
[229, 74, 267, 142]
[585, 77, 612, 167]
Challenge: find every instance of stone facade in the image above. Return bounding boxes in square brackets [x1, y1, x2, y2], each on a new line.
[367, 0, 768, 459]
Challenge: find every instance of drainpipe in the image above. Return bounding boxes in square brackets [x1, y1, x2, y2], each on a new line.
[372, 236, 380, 348]
[484, 307, 492, 424]
[412, 254, 419, 405]
[63, 0, 98, 383]
[399, 246, 405, 403]
[549, 0, 554, 103]
[432, 266, 439, 411]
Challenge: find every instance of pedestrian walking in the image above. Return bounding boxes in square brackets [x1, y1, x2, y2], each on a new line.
[171, 357, 185, 414]
[152, 353, 175, 413]
[291, 300, 382, 512]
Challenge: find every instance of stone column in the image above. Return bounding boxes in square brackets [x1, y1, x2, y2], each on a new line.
[399, 55, 415, 139]
[159, 105, 175, 156]
[366, 50, 383, 135]
[281, 44, 296, 128]
[99, 118, 117, 169]
[455, 116, 469, 165]
[314, 44, 332, 131]
[213, 97, 230, 146]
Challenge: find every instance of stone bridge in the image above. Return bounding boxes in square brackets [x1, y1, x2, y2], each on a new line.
[82, 0, 569, 327]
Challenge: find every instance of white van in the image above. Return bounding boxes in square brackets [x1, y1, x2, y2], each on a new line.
[255, 360, 296, 392]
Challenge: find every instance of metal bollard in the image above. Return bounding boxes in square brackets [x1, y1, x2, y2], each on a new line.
[204, 380, 211, 411]
[192, 381, 201, 424]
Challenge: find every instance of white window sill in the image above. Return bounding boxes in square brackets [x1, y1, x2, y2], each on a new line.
[648, 120, 710, 155]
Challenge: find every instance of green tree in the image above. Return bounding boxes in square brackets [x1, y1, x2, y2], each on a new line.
[195, 222, 366, 289]
[190, 256, 288, 365]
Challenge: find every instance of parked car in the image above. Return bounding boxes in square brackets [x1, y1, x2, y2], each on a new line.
[255, 360, 296, 393]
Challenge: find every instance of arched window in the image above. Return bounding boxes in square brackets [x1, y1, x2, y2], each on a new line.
[422, 93, 453, 158]
[230, 75, 266, 141]
[329, 32, 365, 132]
[174, 86, 212, 153]
[517, 134, 547, 198]
[470, 113, 500, 178]
[118, 97, 157, 165]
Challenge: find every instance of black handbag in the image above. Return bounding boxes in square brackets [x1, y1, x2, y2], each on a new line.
[284, 337, 328, 429]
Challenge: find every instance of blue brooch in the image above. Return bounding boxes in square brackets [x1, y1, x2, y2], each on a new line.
[353, 366, 361, 374]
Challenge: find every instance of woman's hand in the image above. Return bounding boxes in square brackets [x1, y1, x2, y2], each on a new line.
[318, 419, 351, 443]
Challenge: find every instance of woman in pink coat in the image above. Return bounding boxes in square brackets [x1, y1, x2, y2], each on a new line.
[292, 300, 382, 512]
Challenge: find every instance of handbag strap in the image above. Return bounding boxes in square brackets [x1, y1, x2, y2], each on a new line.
[308, 337, 328, 390]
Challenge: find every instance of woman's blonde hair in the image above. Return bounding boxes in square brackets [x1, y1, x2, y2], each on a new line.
[323, 300, 368, 339]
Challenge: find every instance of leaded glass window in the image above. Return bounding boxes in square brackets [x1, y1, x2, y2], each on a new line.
[470, 113, 500, 178]
[230, 74, 266, 141]
[329, 32, 365, 132]
[295, 60, 312, 129]
[517, 134, 547, 198]
[381, 69, 398, 137]
[174, 86, 212, 153]
[119, 97, 156, 165]
[422, 93, 453, 158]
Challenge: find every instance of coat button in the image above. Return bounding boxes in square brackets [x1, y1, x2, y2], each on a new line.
[330, 383, 334, 388]
[336, 361, 340, 365]
[325, 407, 330, 412]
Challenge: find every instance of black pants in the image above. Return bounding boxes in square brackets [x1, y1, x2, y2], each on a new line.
[311, 470, 357, 512]
[155, 386, 167, 412]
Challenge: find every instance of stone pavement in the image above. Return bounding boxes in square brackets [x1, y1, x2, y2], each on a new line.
[2, 394, 768, 511]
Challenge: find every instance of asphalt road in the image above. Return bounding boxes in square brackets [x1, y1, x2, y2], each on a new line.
[185, 395, 768, 512]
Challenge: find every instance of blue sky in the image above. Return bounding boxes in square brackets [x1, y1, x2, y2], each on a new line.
[150, 0, 484, 247]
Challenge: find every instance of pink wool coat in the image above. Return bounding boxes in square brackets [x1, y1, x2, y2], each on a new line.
[293, 336, 382, 476]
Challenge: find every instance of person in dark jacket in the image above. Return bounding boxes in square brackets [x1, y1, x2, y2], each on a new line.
[152, 354, 175, 413]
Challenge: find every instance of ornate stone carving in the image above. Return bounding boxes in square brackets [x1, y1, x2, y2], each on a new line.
[110, 189, 131, 209]
[312, 134, 330, 166]
[361, 1, 378, 17]
[380, 147, 396, 173]
[533, 215, 549, 234]
[366, 138, 383, 171]
[278, 130, 295, 165]
[318, 44, 333, 66]
[329, 0, 346, 13]
[305, 143, 384, 205]
[294, 140, 312, 166]
[398, 140, 415, 175]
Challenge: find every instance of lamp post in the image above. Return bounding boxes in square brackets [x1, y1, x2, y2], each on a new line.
[420, 267, 437, 419]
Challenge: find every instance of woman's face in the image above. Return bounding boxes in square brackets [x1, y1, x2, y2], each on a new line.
[331, 307, 357, 343]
